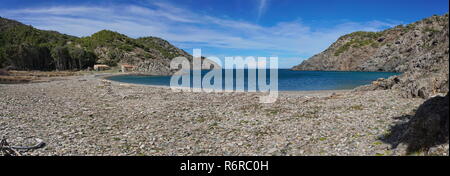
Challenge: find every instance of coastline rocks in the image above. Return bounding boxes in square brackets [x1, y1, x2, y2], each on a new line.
[293, 14, 449, 73]
[355, 55, 449, 99]
[296, 14, 449, 99]
[134, 59, 173, 76]
[403, 93, 449, 153]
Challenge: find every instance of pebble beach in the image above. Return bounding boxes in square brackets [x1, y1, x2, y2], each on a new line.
[1, 74, 448, 156]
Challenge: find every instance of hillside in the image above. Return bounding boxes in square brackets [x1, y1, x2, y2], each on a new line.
[293, 14, 449, 98]
[0, 17, 198, 75]
[0, 17, 85, 71]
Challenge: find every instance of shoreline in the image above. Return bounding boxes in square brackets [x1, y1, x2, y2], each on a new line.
[100, 72, 355, 96]
[105, 80, 351, 97]
[1, 71, 352, 97]
[290, 68, 403, 74]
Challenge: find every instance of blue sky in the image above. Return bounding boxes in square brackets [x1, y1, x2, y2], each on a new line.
[0, 0, 448, 68]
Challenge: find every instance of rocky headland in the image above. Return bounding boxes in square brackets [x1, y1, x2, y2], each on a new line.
[293, 14, 449, 99]
[292, 14, 449, 155]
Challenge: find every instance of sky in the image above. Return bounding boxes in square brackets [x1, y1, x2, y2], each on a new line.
[0, 0, 448, 68]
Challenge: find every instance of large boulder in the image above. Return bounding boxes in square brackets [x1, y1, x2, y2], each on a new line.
[404, 93, 449, 153]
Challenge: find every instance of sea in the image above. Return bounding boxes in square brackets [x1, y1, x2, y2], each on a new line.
[106, 69, 400, 91]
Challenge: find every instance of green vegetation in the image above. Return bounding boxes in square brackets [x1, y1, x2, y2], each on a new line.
[79, 30, 137, 52]
[344, 31, 383, 39]
[334, 39, 377, 56]
[136, 37, 181, 59]
[334, 31, 383, 56]
[349, 105, 364, 111]
[422, 27, 440, 34]
[265, 108, 280, 116]
[406, 23, 416, 30]
[0, 17, 95, 70]
[0, 17, 187, 70]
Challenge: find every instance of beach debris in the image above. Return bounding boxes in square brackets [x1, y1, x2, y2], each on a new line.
[0, 138, 46, 156]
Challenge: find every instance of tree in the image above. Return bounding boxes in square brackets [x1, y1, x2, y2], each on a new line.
[0, 48, 5, 68]
[69, 48, 96, 70]
[52, 46, 73, 70]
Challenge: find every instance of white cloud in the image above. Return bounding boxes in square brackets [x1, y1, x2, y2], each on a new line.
[4, 6, 111, 15]
[0, 2, 400, 68]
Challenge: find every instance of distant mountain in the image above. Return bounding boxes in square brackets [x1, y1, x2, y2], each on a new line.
[292, 14, 449, 98]
[0, 17, 204, 75]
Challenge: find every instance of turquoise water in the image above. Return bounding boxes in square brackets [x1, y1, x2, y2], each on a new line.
[107, 69, 400, 91]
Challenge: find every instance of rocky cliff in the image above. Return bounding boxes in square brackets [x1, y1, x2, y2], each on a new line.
[293, 14, 449, 98]
[0, 17, 210, 75]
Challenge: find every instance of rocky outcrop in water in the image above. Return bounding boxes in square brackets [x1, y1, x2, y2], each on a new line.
[293, 14, 449, 98]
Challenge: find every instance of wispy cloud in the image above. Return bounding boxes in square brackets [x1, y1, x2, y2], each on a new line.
[0, 1, 401, 68]
[257, 0, 269, 21]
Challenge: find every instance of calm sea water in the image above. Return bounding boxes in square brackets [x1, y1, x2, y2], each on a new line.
[107, 69, 400, 91]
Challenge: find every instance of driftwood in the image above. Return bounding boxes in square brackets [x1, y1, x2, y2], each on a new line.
[0, 138, 45, 156]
